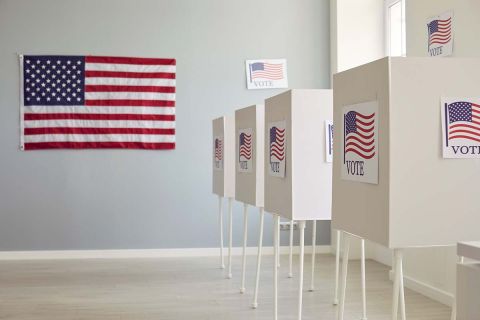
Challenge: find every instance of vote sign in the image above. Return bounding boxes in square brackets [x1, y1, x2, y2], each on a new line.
[213, 135, 223, 171]
[268, 120, 286, 178]
[441, 97, 480, 158]
[341, 101, 378, 184]
[238, 128, 253, 173]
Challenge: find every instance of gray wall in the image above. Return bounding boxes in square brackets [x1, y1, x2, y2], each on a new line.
[0, 0, 331, 250]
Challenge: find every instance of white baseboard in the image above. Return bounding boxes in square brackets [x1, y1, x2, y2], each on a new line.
[389, 270, 453, 307]
[0, 245, 331, 260]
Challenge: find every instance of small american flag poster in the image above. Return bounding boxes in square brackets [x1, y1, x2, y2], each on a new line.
[245, 59, 288, 90]
[325, 120, 333, 163]
[213, 135, 224, 170]
[441, 97, 480, 159]
[238, 128, 253, 173]
[426, 11, 453, 57]
[19, 55, 176, 151]
[341, 101, 378, 184]
[268, 120, 286, 178]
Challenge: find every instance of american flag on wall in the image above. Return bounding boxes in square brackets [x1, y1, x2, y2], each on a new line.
[20, 55, 176, 150]
[427, 17, 452, 49]
[445, 101, 480, 145]
[344, 111, 375, 160]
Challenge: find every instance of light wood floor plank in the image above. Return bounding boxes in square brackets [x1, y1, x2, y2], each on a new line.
[0, 254, 450, 319]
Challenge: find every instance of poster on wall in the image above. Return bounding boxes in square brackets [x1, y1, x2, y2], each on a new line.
[441, 97, 480, 159]
[341, 101, 378, 184]
[238, 128, 253, 173]
[245, 59, 288, 90]
[426, 11, 453, 57]
[325, 120, 333, 163]
[213, 136, 224, 170]
[268, 120, 286, 178]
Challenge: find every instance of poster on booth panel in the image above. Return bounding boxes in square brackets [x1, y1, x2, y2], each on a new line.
[441, 97, 480, 159]
[341, 101, 378, 184]
[245, 59, 288, 90]
[268, 120, 286, 178]
[325, 120, 333, 163]
[238, 128, 253, 173]
[213, 135, 223, 171]
[427, 11, 453, 57]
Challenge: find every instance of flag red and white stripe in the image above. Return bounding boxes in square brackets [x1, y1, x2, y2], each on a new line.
[21, 55, 176, 150]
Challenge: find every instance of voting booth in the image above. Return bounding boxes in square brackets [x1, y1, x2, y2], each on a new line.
[235, 105, 265, 208]
[332, 57, 480, 320]
[332, 57, 480, 248]
[264, 89, 333, 320]
[234, 104, 265, 298]
[264, 89, 333, 221]
[212, 116, 235, 276]
[212, 116, 235, 198]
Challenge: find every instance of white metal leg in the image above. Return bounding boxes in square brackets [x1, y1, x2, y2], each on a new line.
[333, 230, 341, 305]
[297, 220, 306, 320]
[218, 196, 225, 269]
[277, 218, 281, 268]
[273, 214, 279, 320]
[451, 256, 464, 320]
[309, 220, 317, 292]
[399, 252, 406, 320]
[361, 238, 367, 320]
[252, 207, 264, 309]
[338, 233, 350, 320]
[289, 220, 294, 278]
[227, 197, 233, 279]
[392, 249, 404, 320]
[240, 203, 248, 293]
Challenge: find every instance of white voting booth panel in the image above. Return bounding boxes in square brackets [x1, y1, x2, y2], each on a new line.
[457, 263, 480, 320]
[235, 105, 265, 207]
[264, 89, 333, 221]
[332, 57, 480, 249]
[212, 116, 235, 198]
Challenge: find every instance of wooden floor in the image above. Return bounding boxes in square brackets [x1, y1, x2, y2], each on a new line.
[0, 254, 450, 320]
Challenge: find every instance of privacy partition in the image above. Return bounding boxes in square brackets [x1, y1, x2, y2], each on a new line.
[212, 116, 235, 277]
[234, 104, 265, 301]
[332, 57, 480, 320]
[264, 89, 333, 320]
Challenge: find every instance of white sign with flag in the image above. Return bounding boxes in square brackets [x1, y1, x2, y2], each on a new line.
[238, 128, 253, 173]
[341, 101, 378, 184]
[268, 120, 286, 178]
[213, 135, 223, 171]
[427, 11, 453, 57]
[245, 59, 288, 90]
[441, 97, 480, 159]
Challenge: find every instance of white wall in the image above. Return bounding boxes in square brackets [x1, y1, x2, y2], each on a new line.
[330, 0, 385, 74]
[406, 0, 480, 57]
